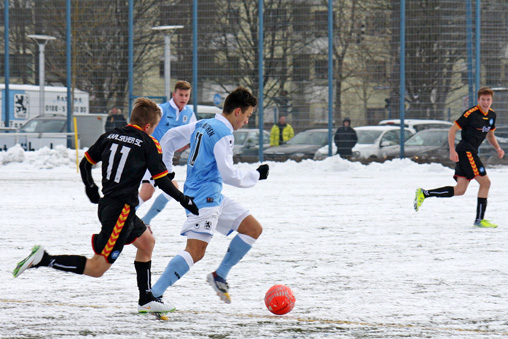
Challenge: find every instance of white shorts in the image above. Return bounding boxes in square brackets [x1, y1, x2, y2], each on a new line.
[182, 196, 250, 243]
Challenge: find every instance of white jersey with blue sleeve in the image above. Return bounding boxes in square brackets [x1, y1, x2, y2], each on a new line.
[159, 114, 260, 211]
[152, 99, 196, 142]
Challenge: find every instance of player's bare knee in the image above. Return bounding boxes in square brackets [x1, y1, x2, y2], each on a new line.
[454, 188, 466, 196]
[190, 250, 206, 263]
[482, 178, 491, 189]
[85, 264, 107, 278]
[251, 224, 263, 239]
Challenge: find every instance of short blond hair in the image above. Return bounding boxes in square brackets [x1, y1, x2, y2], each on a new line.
[129, 97, 161, 127]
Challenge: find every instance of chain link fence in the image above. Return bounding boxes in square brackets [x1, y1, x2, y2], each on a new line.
[2, 0, 508, 134]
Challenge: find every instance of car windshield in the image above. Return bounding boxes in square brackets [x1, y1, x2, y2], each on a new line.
[20, 119, 66, 133]
[405, 129, 458, 146]
[287, 131, 328, 145]
[356, 130, 383, 144]
[233, 131, 248, 144]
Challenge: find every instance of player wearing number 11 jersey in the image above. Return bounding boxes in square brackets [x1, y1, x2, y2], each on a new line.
[13, 98, 198, 315]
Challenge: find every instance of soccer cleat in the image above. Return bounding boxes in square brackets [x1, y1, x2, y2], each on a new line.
[474, 219, 498, 228]
[206, 272, 231, 304]
[414, 188, 426, 212]
[138, 299, 176, 314]
[13, 245, 45, 278]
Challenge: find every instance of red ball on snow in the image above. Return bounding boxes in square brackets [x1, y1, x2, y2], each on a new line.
[264, 284, 295, 315]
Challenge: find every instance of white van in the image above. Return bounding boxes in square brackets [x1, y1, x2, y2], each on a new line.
[378, 119, 452, 133]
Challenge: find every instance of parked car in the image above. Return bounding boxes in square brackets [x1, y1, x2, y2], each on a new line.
[263, 128, 328, 162]
[352, 125, 413, 162]
[178, 128, 271, 165]
[0, 114, 70, 151]
[314, 125, 413, 161]
[383, 128, 462, 167]
[0, 113, 107, 151]
[478, 124, 508, 165]
[378, 119, 452, 133]
[232, 128, 271, 163]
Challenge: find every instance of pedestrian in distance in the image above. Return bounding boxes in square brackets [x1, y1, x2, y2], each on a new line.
[105, 106, 127, 132]
[151, 87, 269, 305]
[414, 87, 505, 227]
[13, 97, 199, 316]
[334, 117, 358, 159]
[270, 115, 294, 146]
[138, 80, 197, 226]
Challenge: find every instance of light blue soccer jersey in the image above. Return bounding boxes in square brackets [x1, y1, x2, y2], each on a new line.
[184, 118, 231, 208]
[152, 100, 195, 142]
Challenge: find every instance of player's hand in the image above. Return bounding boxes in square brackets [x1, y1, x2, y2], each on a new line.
[85, 184, 101, 204]
[256, 164, 269, 180]
[497, 148, 505, 159]
[449, 150, 459, 163]
[180, 195, 199, 215]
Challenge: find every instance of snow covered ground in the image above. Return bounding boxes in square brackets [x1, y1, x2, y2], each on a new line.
[1, 145, 507, 338]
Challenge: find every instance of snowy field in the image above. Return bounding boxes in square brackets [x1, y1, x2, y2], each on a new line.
[1, 145, 507, 338]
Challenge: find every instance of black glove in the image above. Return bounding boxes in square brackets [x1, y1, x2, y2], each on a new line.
[167, 172, 176, 181]
[256, 164, 269, 180]
[85, 184, 101, 204]
[180, 195, 199, 215]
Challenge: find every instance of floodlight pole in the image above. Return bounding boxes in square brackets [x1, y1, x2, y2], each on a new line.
[28, 34, 56, 116]
[151, 25, 184, 101]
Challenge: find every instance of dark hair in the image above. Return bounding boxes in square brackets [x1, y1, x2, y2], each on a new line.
[129, 97, 161, 127]
[477, 86, 494, 99]
[223, 87, 258, 114]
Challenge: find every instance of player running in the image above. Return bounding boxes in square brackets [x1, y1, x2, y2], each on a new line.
[151, 87, 269, 304]
[13, 97, 199, 315]
[414, 87, 505, 227]
[137, 80, 196, 224]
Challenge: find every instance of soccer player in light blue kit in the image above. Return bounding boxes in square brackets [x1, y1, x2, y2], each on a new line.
[138, 80, 196, 223]
[152, 87, 269, 304]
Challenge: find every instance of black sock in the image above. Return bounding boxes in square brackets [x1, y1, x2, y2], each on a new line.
[476, 198, 487, 221]
[424, 186, 454, 198]
[36, 252, 86, 274]
[135, 261, 153, 305]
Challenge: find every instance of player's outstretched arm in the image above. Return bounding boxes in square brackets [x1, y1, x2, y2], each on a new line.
[486, 130, 505, 159]
[79, 157, 100, 204]
[155, 175, 199, 215]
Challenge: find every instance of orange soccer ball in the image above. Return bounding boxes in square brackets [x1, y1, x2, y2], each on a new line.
[264, 284, 295, 315]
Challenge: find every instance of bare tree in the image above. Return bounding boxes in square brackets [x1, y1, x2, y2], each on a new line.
[32, 0, 161, 113]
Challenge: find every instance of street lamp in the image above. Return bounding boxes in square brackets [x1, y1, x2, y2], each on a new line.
[151, 25, 184, 101]
[28, 34, 56, 116]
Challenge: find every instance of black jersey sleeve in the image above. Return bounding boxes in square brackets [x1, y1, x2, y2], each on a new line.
[455, 110, 471, 129]
[145, 136, 170, 181]
[154, 176, 184, 202]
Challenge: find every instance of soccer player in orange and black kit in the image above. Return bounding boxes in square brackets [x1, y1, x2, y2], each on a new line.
[13, 97, 199, 315]
[414, 87, 505, 227]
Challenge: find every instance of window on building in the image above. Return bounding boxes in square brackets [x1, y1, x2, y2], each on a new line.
[366, 60, 386, 82]
[293, 54, 310, 82]
[314, 59, 328, 79]
[292, 4, 310, 33]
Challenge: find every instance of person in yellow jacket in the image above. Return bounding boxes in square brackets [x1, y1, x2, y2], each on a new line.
[270, 116, 294, 146]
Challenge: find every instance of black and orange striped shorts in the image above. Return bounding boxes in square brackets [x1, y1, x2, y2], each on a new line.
[454, 151, 487, 181]
[92, 197, 147, 263]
